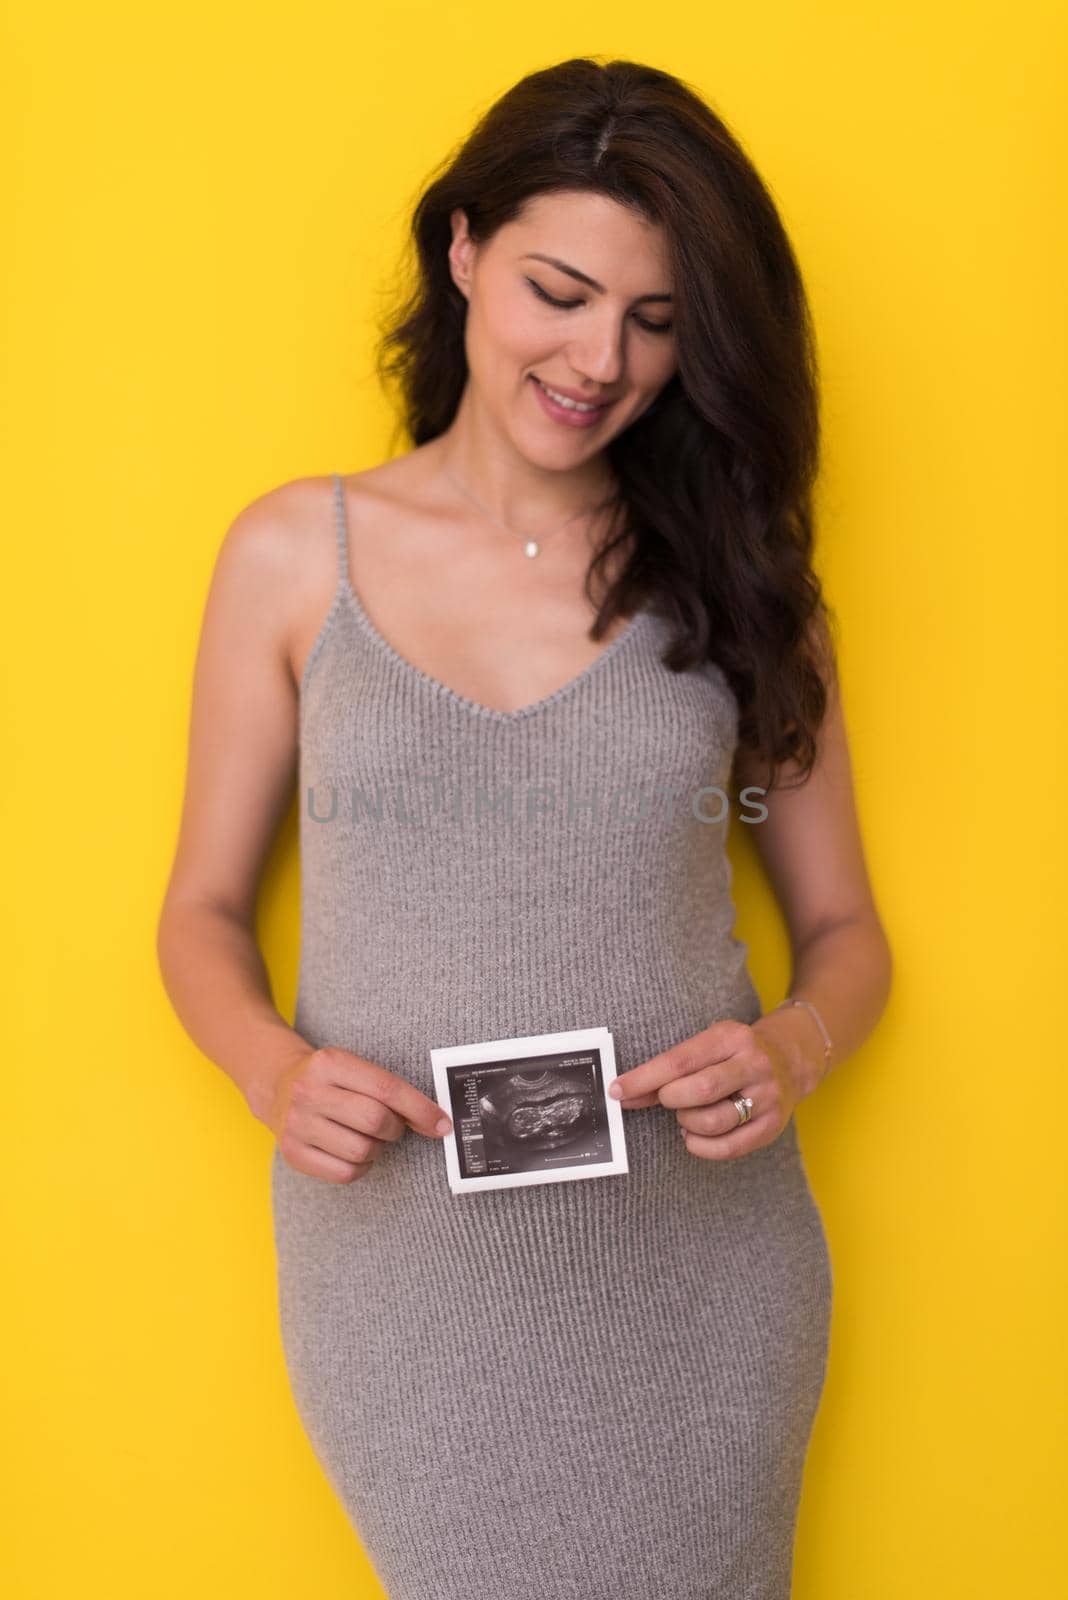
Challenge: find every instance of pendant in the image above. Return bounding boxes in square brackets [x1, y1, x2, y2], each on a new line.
[524, 540, 539, 558]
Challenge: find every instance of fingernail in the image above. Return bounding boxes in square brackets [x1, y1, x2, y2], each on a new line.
[608, 1082, 623, 1099]
[436, 1117, 453, 1135]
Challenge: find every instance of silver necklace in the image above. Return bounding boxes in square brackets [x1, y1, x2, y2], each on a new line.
[442, 465, 604, 559]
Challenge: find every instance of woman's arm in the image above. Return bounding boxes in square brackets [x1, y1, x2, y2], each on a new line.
[156, 482, 322, 1129]
[739, 658, 894, 1100]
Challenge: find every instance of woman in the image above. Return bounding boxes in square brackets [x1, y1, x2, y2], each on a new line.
[158, 56, 892, 1600]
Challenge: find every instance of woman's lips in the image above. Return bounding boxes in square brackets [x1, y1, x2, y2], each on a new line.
[529, 374, 615, 430]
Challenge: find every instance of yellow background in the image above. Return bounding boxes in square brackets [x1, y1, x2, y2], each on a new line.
[3, 2, 1065, 1595]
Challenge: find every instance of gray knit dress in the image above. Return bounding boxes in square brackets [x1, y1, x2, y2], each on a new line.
[270, 472, 833, 1600]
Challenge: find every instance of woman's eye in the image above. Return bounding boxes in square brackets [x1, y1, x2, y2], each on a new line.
[524, 276, 673, 336]
[525, 276, 581, 310]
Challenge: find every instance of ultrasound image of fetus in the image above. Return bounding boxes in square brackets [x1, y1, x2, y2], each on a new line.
[479, 1066, 598, 1154]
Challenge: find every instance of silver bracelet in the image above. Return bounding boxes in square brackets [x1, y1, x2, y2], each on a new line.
[775, 997, 834, 1071]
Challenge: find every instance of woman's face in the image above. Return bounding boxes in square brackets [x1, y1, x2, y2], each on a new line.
[447, 189, 678, 469]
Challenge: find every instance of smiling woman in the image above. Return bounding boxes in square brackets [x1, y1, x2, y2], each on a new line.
[158, 52, 892, 1600]
[446, 189, 681, 456]
[374, 63, 837, 786]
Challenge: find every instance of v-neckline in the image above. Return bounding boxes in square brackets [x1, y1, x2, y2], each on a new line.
[338, 578, 651, 726]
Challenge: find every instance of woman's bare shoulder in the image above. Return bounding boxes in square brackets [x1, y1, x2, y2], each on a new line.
[220, 470, 365, 598]
[206, 475, 345, 689]
[217, 451, 437, 607]
[223, 472, 335, 567]
[213, 463, 424, 685]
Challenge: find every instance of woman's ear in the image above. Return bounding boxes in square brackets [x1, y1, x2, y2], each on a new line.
[447, 207, 475, 300]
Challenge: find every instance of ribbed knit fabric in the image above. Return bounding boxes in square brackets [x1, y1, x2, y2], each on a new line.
[270, 472, 833, 1600]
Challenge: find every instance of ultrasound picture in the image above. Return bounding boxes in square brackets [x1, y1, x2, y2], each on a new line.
[447, 1049, 614, 1178]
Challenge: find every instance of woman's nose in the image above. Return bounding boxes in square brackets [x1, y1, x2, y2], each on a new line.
[566, 319, 626, 387]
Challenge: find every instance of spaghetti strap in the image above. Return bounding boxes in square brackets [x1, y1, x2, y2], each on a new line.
[330, 471, 351, 593]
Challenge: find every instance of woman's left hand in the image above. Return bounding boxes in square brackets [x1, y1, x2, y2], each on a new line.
[607, 1017, 808, 1162]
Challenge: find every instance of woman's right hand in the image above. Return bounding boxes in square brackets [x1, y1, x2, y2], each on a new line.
[263, 1045, 453, 1184]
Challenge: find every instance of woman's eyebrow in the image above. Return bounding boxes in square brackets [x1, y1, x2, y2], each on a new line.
[520, 252, 673, 303]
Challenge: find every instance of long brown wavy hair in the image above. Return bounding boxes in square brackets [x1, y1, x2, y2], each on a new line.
[376, 56, 838, 792]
